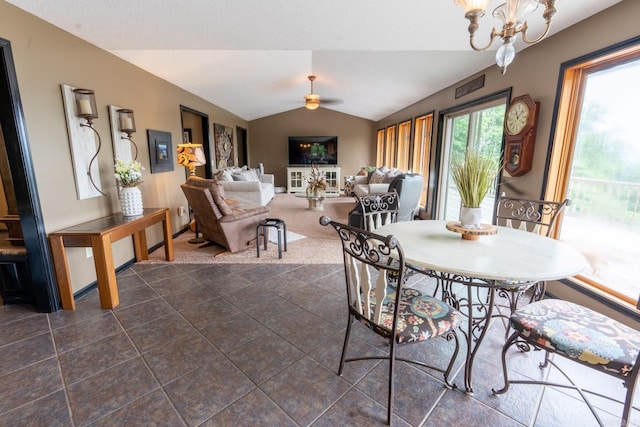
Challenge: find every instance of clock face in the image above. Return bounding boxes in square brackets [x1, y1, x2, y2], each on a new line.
[506, 101, 530, 135]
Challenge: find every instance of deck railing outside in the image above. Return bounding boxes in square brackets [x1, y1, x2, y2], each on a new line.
[567, 177, 640, 230]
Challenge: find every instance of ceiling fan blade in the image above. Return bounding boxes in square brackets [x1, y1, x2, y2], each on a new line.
[320, 98, 344, 106]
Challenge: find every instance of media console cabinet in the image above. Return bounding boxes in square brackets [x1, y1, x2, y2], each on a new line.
[286, 166, 341, 194]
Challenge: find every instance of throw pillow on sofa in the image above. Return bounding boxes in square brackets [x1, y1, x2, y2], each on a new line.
[369, 167, 403, 184]
[217, 169, 234, 181]
[232, 168, 260, 182]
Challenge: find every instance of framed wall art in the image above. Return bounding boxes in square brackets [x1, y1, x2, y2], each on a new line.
[214, 123, 234, 169]
[147, 129, 174, 173]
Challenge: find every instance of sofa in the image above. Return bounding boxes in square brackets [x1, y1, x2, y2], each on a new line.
[352, 167, 405, 197]
[181, 176, 270, 253]
[214, 165, 275, 208]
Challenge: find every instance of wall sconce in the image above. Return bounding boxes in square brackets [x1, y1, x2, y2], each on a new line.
[116, 108, 138, 160]
[177, 143, 206, 176]
[72, 88, 106, 196]
[454, 0, 556, 74]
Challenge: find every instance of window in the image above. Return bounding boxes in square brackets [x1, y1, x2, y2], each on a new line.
[412, 113, 434, 206]
[376, 129, 385, 167]
[384, 125, 396, 167]
[396, 120, 411, 172]
[546, 38, 640, 305]
[436, 98, 507, 221]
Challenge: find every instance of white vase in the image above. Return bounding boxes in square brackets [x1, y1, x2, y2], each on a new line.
[459, 206, 482, 229]
[120, 186, 143, 216]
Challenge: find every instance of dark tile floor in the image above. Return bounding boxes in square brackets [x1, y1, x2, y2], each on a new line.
[0, 262, 637, 426]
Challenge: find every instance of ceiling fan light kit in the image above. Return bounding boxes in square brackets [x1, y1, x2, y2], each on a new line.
[302, 75, 342, 110]
[304, 94, 320, 110]
[304, 75, 320, 110]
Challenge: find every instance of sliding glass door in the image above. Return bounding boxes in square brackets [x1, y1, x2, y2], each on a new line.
[436, 99, 506, 221]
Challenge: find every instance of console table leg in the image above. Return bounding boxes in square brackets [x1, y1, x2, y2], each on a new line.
[49, 235, 75, 310]
[91, 235, 119, 309]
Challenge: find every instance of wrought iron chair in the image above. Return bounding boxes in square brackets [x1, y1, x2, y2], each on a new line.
[359, 190, 399, 231]
[492, 193, 571, 320]
[493, 299, 640, 427]
[320, 216, 462, 425]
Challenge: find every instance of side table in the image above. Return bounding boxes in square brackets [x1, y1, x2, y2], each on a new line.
[344, 176, 355, 196]
[256, 218, 287, 258]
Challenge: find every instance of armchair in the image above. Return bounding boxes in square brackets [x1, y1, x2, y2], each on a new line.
[348, 173, 423, 229]
[180, 177, 270, 253]
[388, 173, 424, 222]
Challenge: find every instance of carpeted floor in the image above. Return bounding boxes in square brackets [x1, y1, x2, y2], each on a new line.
[144, 193, 356, 264]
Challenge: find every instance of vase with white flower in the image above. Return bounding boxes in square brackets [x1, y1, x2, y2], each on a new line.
[114, 159, 144, 216]
[306, 164, 329, 197]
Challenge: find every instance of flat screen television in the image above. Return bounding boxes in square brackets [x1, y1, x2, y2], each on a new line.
[288, 136, 338, 165]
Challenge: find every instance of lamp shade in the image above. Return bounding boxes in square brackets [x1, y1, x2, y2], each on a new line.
[117, 109, 136, 135]
[72, 88, 98, 121]
[177, 143, 206, 174]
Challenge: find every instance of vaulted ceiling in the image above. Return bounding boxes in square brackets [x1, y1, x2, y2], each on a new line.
[7, 0, 622, 121]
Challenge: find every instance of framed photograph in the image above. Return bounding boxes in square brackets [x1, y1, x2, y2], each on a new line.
[214, 123, 234, 169]
[147, 129, 174, 173]
[183, 128, 192, 143]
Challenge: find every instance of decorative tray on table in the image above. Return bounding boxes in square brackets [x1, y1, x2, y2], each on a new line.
[446, 222, 497, 240]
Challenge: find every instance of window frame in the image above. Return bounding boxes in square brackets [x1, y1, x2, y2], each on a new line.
[544, 35, 640, 310]
[412, 112, 434, 207]
[376, 129, 385, 167]
[430, 89, 511, 219]
[396, 119, 412, 172]
[384, 125, 397, 168]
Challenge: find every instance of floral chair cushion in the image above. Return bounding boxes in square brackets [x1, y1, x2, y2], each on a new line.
[359, 286, 462, 344]
[510, 299, 640, 377]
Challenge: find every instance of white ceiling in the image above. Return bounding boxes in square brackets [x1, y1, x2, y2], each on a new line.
[7, 0, 622, 121]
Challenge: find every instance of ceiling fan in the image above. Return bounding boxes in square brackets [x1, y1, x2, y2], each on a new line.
[304, 75, 343, 110]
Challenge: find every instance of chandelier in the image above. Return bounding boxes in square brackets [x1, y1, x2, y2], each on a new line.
[454, 0, 557, 74]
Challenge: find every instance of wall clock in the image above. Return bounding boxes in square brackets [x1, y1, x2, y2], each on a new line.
[504, 94, 539, 177]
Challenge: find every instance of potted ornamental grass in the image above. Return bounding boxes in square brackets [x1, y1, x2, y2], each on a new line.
[450, 149, 501, 228]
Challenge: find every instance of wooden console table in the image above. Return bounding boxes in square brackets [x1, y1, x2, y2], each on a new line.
[48, 208, 174, 310]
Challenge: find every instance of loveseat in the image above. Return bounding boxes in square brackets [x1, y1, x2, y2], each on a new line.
[352, 167, 405, 197]
[215, 165, 275, 208]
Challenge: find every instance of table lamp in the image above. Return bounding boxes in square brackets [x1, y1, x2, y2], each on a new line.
[177, 143, 206, 243]
[177, 143, 206, 175]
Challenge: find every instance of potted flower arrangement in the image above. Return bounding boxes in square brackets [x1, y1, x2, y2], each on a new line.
[306, 164, 329, 197]
[114, 159, 145, 216]
[450, 149, 501, 228]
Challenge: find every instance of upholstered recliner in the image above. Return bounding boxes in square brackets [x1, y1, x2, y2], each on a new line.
[180, 177, 270, 253]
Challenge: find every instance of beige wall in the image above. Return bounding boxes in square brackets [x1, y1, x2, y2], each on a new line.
[0, 1, 248, 292]
[376, 1, 640, 202]
[372, 0, 640, 327]
[248, 107, 375, 187]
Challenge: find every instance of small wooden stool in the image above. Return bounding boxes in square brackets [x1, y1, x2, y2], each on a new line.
[256, 218, 287, 258]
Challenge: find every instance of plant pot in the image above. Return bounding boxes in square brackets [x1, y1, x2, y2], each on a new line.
[120, 186, 143, 216]
[459, 206, 482, 229]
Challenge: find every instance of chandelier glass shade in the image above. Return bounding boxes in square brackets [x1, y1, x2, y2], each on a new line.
[454, 0, 557, 74]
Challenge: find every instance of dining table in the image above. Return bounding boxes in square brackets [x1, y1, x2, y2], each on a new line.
[375, 219, 587, 393]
